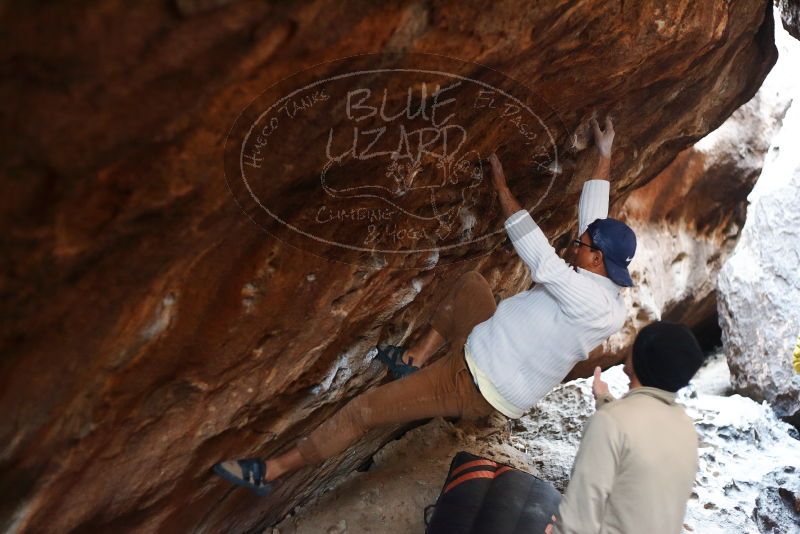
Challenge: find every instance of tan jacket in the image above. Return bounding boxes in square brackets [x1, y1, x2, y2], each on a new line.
[553, 387, 698, 534]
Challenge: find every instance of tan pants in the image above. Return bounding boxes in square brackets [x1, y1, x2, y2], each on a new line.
[297, 271, 500, 464]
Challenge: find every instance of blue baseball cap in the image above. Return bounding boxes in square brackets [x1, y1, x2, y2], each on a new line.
[587, 218, 637, 287]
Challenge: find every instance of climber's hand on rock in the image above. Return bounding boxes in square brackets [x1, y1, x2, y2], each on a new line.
[591, 116, 615, 159]
[489, 152, 507, 191]
[592, 366, 610, 399]
[489, 152, 524, 219]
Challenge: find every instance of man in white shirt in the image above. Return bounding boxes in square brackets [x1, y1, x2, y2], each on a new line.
[380, 116, 636, 418]
[212, 117, 638, 497]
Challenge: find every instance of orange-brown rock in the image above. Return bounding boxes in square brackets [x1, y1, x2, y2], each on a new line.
[0, 1, 777, 531]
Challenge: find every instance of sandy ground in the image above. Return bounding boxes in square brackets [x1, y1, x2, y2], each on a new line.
[271, 414, 526, 533]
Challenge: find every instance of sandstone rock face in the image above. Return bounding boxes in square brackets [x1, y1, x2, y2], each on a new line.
[0, 1, 778, 532]
[683, 372, 800, 532]
[754, 467, 800, 533]
[569, 16, 796, 379]
[778, 0, 800, 40]
[717, 51, 800, 426]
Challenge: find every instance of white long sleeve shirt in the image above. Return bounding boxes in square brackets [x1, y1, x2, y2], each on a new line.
[464, 180, 626, 416]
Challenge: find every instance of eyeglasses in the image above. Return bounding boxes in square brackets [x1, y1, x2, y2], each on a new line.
[572, 239, 602, 252]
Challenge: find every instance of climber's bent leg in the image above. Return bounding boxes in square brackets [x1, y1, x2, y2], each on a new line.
[294, 347, 496, 466]
[400, 327, 446, 368]
[264, 447, 305, 482]
[262, 273, 499, 482]
[429, 270, 497, 345]
[381, 271, 497, 370]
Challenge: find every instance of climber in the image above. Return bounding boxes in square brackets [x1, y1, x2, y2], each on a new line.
[545, 321, 705, 534]
[211, 116, 638, 496]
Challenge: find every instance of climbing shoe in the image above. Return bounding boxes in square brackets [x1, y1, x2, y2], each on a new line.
[375, 344, 420, 379]
[212, 458, 272, 496]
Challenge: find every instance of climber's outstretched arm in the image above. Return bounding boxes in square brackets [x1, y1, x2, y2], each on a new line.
[577, 116, 614, 235]
[489, 153, 608, 320]
[491, 115, 614, 225]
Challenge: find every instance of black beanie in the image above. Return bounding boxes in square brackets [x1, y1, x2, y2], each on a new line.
[632, 321, 705, 392]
